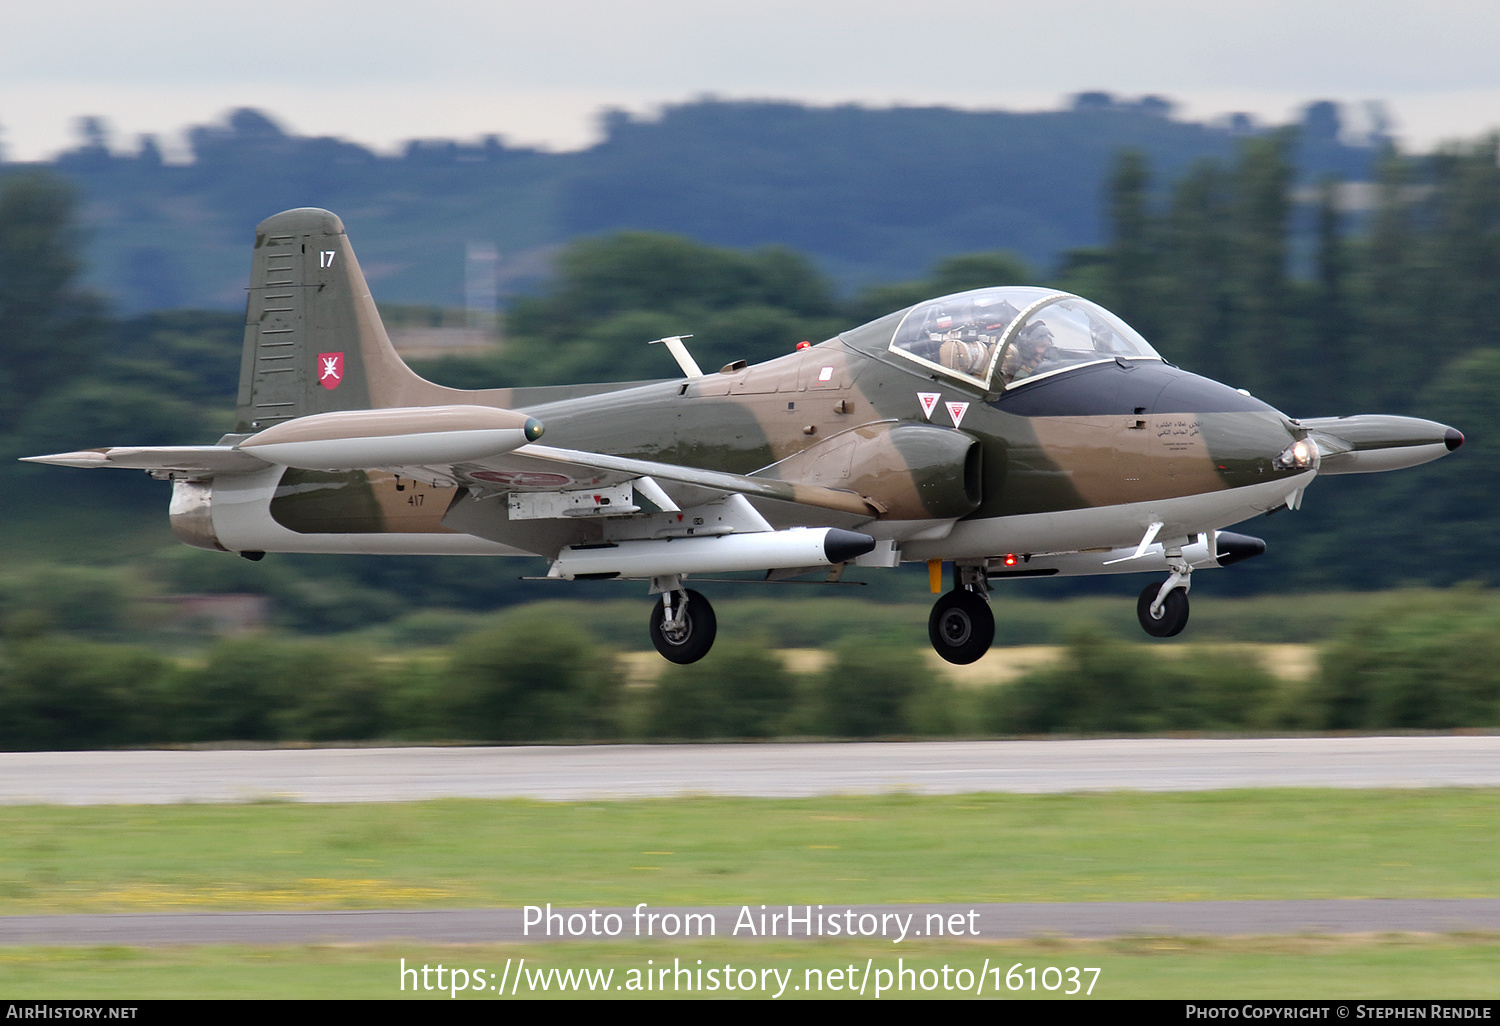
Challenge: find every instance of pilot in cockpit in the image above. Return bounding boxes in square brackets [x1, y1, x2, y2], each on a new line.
[932, 296, 1020, 377]
[999, 320, 1056, 384]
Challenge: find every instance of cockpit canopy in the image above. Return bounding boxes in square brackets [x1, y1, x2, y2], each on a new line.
[883, 287, 1163, 392]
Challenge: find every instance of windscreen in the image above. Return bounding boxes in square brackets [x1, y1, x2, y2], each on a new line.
[887, 287, 1160, 391]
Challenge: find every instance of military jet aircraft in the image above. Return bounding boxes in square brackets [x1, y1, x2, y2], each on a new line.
[25, 207, 1464, 664]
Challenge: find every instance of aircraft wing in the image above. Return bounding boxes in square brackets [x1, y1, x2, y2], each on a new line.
[23, 437, 880, 518]
[458, 443, 880, 518]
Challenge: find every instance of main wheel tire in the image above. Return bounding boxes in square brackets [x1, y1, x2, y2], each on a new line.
[649, 589, 717, 664]
[1137, 582, 1190, 638]
[928, 589, 995, 665]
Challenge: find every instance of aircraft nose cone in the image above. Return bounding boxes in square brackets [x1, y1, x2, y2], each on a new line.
[1445, 427, 1464, 451]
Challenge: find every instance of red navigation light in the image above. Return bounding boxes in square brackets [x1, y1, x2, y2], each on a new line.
[796, 341, 811, 350]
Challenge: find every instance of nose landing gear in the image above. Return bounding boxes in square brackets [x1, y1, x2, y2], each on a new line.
[928, 564, 995, 665]
[1137, 557, 1191, 638]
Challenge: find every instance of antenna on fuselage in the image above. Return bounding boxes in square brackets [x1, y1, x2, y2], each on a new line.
[649, 335, 704, 379]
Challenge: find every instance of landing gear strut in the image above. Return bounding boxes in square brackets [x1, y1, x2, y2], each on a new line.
[928, 564, 995, 665]
[649, 586, 717, 664]
[1136, 557, 1192, 638]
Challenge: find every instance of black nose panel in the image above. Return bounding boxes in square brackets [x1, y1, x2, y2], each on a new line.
[994, 361, 1280, 416]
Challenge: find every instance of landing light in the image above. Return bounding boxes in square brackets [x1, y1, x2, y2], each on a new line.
[1274, 438, 1318, 471]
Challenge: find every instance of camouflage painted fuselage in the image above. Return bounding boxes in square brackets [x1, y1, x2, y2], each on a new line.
[266, 333, 1306, 561]
[523, 340, 1300, 515]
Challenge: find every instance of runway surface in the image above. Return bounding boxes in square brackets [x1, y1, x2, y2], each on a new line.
[1, 736, 1497, 805]
[5, 900, 1499, 946]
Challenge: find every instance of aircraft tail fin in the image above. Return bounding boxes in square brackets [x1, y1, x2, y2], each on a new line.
[235, 208, 449, 432]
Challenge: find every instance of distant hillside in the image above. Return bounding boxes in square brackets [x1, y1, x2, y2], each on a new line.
[2, 97, 1378, 313]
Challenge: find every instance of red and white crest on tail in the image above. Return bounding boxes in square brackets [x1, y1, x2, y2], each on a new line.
[317, 352, 344, 390]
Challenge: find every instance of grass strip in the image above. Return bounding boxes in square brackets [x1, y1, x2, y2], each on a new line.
[0, 790, 1496, 913]
[2, 936, 1497, 999]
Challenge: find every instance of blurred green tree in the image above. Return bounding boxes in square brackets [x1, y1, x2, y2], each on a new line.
[168, 635, 301, 742]
[985, 626, 1274, 734]
[0, 173, 102, 432]
[649, 640, 793, 738]
[815, 636, 933, 737]
[1103, 149, 1160, 340]
[0, 565, 135, 637]
[1313, 591, 1500, 729]
[1225, 131, 1297, 401]
[268, 641, 390, 741]
[847, 251, 1032, 325]
[1356, 147, 1423, 411]
[445, 614, 620, 740]
[0, 638, 169, 749]
[986, 626, 1170, 734]
[492, 232, 845, 385]
[1308, 176, 1353, 403]
[1152, 159, 1232, 377]
[1422, 137, 1500, 367]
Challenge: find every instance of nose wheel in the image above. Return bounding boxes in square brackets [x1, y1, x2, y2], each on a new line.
[1137, 581, 1190, 637]
[928, 588, 995, 664]
[649, 587, 717, 663]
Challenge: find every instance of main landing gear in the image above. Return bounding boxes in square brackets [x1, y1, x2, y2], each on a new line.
[1137, 558, 1191, 638]
[648, 580, 717, 664]
[928, 564, 995, 665]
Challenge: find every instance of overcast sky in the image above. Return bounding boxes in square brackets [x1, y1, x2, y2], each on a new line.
[4, 0, 1499, 161]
